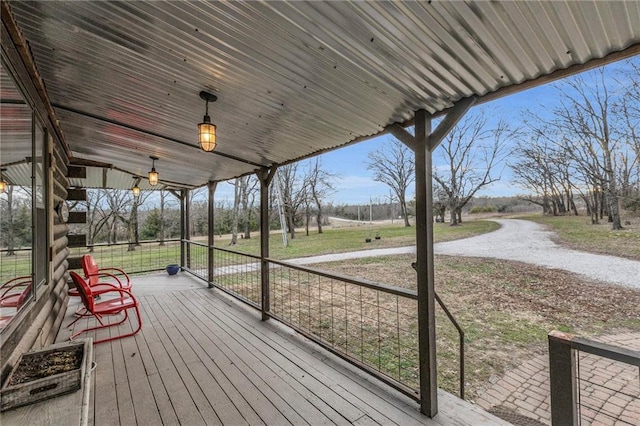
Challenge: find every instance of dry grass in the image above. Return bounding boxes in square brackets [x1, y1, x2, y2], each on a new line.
[523, 213, 640, 261]
[315, 254, 640, 400]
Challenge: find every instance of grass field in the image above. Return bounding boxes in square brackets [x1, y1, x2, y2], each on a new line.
[523, 213, 640, 261]
[212, 220, 499, 259]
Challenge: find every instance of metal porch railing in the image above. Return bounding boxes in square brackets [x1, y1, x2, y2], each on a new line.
[69, 239, 181, 275]
[181, 242, 422, 400]
[411, 262, 465, 400]
[548, 330, 640, 425]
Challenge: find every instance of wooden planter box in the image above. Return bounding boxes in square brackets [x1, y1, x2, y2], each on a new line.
[1, 339, 92, 412]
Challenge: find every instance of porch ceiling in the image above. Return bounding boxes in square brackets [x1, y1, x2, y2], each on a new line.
[4, 1, 640, 189]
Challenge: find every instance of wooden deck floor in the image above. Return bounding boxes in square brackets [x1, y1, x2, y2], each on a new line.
[57, 272, 509, 426]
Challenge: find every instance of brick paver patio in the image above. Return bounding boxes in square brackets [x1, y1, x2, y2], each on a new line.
[477, 332, 640, 425]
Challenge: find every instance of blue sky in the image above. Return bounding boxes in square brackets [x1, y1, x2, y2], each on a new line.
[209, 57, 637, 206]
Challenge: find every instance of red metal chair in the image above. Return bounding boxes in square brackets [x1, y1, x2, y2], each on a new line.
[0, 278, 33, 330]
[68, 271, 142, 344]
[0, 276, 32, 309]
[68, 254, 132, 298]
[67, 255, 133, 326]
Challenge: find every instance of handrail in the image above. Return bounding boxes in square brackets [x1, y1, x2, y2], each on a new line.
[549, 330, 640, 367]
[181, 239, 208, 248]
[267, 257, 418, 300]
[214, 245, 262, 261]
[411, 262, 465, 400]
[203, 245, 416, 299]
[84, 238, 181, 248]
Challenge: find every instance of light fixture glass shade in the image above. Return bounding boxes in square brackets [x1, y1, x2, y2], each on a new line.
[132, 185, 141, 197]
[148, 168, 159, 186]
[198, 121, 217, 152]
[0, 180, 6, 194]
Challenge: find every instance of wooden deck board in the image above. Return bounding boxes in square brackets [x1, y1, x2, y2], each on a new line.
[179, 292, 362, 424]
[151, 294, 295, 425]
[51, 274, 509, 426]
[137, 299, 209, 426]
[192, 291, 423, 426]
[165, 293, 338, 426]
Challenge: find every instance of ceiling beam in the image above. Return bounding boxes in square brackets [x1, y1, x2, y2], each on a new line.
[429, 96, 476, 150]
[388, 123, 416, 152]
[52, 103, 267, 169]
[69, 157, 113, 168]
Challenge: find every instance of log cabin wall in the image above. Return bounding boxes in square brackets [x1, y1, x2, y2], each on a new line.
[0, 139, 71, 385]
[1, 4, 71, 383]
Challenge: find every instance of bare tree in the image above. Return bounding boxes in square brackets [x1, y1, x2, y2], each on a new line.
[240, 176, 258, 239]
[230, 178, 241, 245]
[433, 111, 511, 225]
[84, 189, 111, 249]
[1, 186, 16, 255]
[305, 158, 336, 234]
[366, 138, 414, 227]
[276, 163, 307, 239]
[157, 190, 177, 246]
[618, 60, 640, 207]
[523, 69, 628, 229]
[512, 137, 578, 217]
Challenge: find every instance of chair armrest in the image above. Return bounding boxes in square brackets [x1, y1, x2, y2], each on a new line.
[97, 268, 131, 284]
[0, 280, 31, 299]
[93, 286, 137, 300]
[86, 272, 124, 288]
[1, 276, 31, 290]
[90, 283, 127, 296]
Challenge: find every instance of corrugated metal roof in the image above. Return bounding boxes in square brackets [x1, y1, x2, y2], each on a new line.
[4, 1, 640, 188]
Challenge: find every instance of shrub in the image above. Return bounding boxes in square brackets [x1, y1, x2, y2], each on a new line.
[469, 205, 496, 214]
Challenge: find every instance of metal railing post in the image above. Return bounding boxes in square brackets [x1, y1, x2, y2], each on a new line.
[185, 189, 191, 269]
[414, 109, 438, 417]
[207, 181, 217, 288]
[180, 189, 186, 268]
[548, 331, 578, 425]
[258, 167, 276, 321]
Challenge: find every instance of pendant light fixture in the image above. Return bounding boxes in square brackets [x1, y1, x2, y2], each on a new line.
[0, 168, 6, 194]
[132, 176, 141, 198]
[148, 156, 159, 186]
[198, 91, 218, 152]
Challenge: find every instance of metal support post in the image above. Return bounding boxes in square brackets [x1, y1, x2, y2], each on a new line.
[258, 166, 277, 321]
[207, 181, 217, 288]
[548, 332, 578, 425]
[414, 109, 438, 417]
[179, 189, 186, 268]
[184, 189, 191, 269]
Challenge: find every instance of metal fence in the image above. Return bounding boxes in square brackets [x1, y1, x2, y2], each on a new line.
[266, 258, 420, 398]
[182, 240, 208, 281]
[188, 244, 421, 398]
[212, 247, 261, 308]
[69, 239, 181, 275]
[0, 248, 32, 284]
[548, 331, 640, 425]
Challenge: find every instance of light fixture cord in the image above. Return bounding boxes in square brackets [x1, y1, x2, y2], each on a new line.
[205, 100, 209, 116]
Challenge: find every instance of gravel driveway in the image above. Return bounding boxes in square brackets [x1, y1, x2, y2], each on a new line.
[290, 219, 639, 289]
[435, 219, 640, 289]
